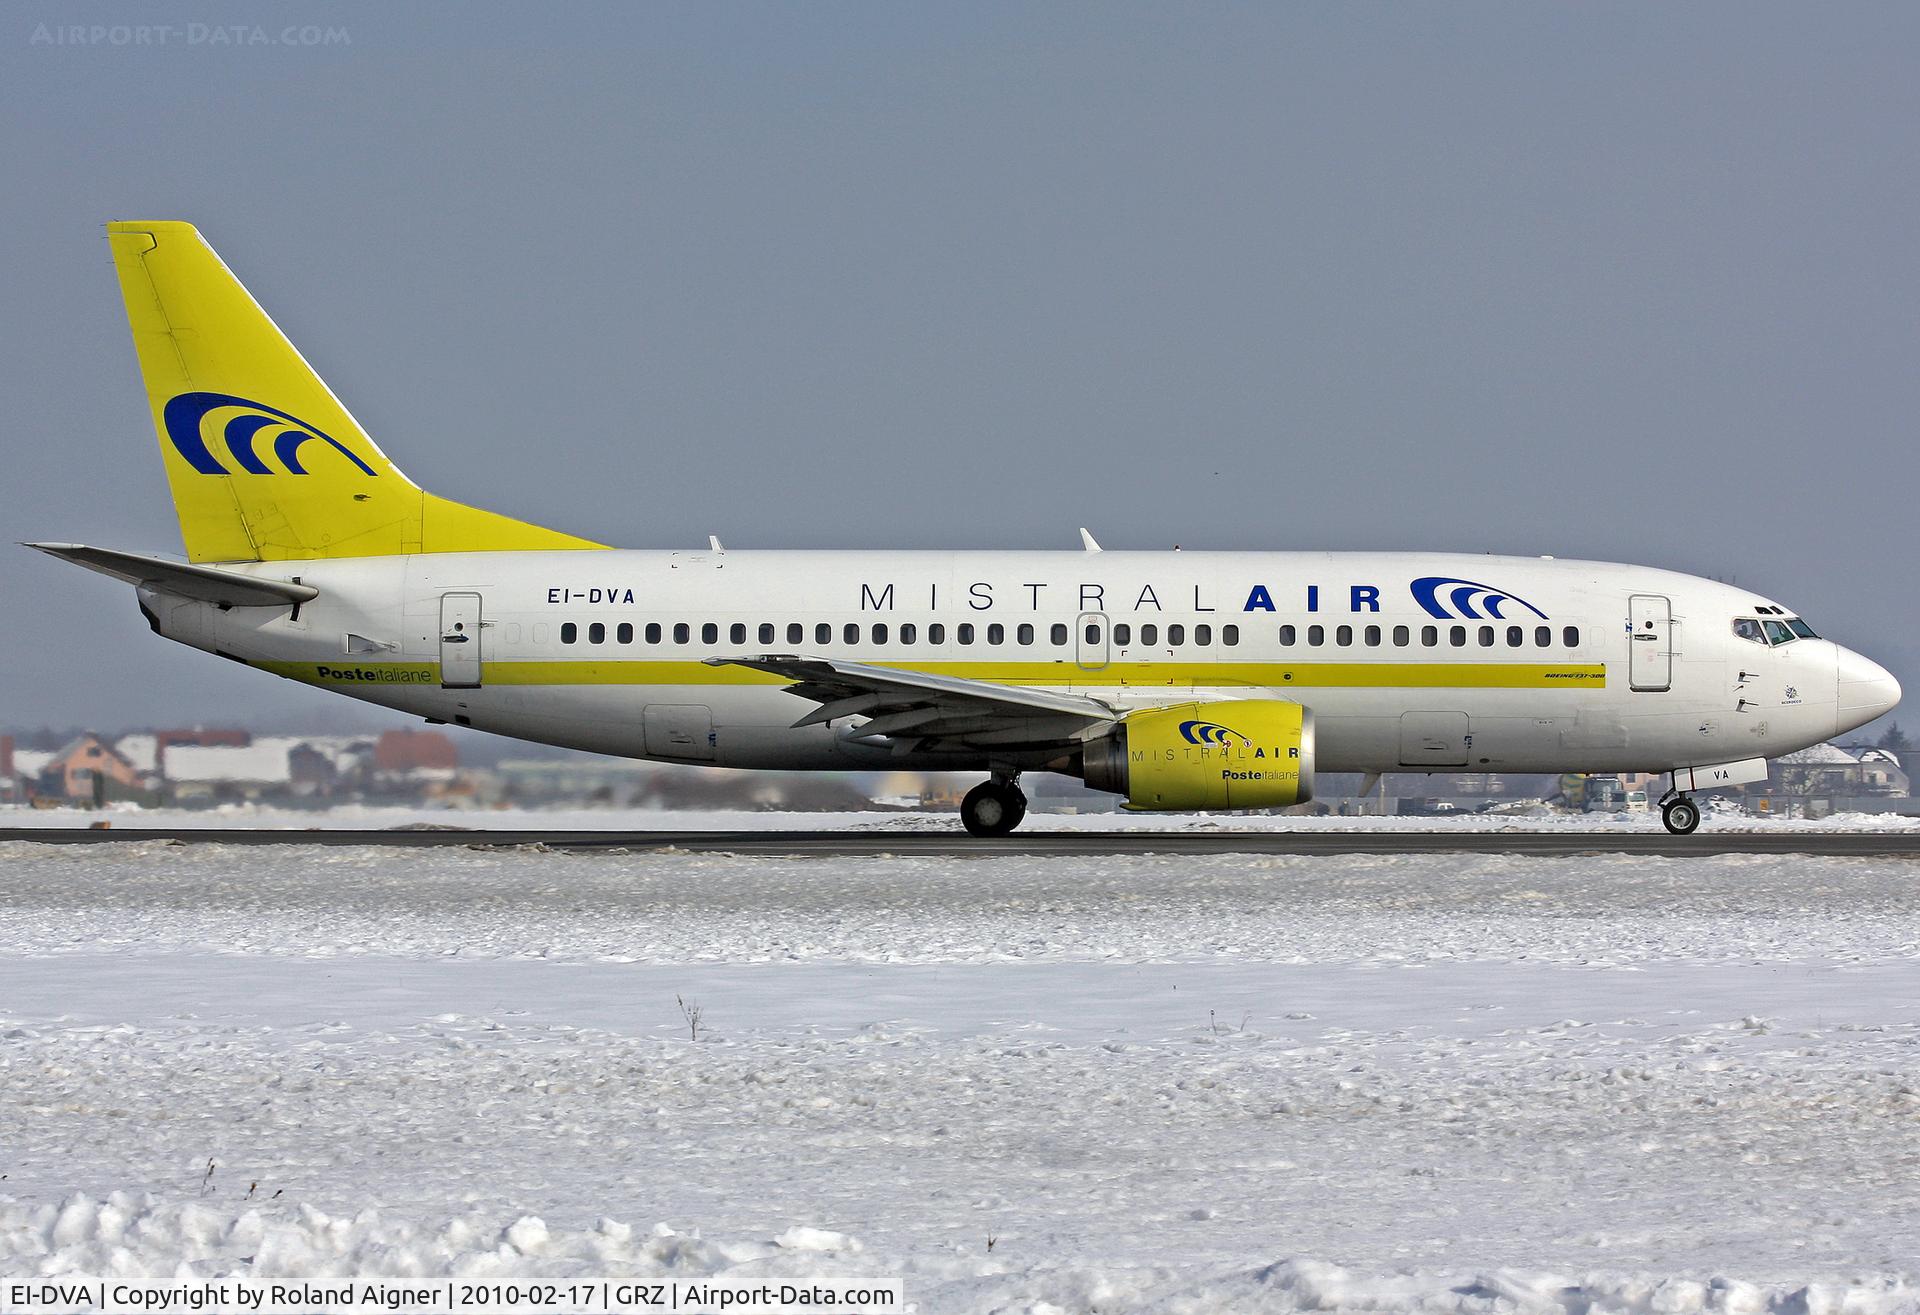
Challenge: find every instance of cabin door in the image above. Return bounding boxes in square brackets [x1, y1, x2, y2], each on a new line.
[439, 592, 483, 689]
[1629, 594, 1672, 692]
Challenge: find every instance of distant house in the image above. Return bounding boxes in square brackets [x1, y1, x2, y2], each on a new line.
[34, 734, 145, 801]
[1772, 743, 1908, 797]
[374, 729, 458, 773]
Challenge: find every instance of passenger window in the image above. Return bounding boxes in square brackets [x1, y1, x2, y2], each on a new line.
[617, 623, 633, 644]
[588, 622, 606, 644]
[1364, 625, 1381, 647]
[988, 623, 1005, 644]
[816, 623, 831, 645]
[929, 623, 946, 644]
[1017, 623, 1035, 646]
[1194, 624, 1212, 646]
[758, 623, 775, 645]
[1763, 619, 1794, 646]
[1422, 625, 1438, 647]
[702, 622, 719, 644]
[787, 623, 804, 644]
[560, 622, 578, 645]
[729, 623, 747, 645]
[900, 623, 917, 644]
[646, 622, 662, 644]
[1562, 626, 1580, 647]
[872, 623, 889, 644]
[1051, 623, 1069, 645]
[1223, 624, 1238, 646]
[1478, 625, 1494, 647]
[1336, 625, 1353, 646]
[1449, 626, 1467, 647]
[1392, 625, 1410, 647]
[1535, 626, 1550, 648]
[1084, 623, 1102, 645]
[1279, 624, 1296, 646]
[1506, 626, 1522, 647]
[958, 623, 975, 645]
[1167, 624, 1186, 645]
[1140, 623, 1158, 645]
[1308, 625, 1325, 647]
[1113, 623, 1131, 645]
[844, 623, 859, 644]
[674, 623, 691, 644]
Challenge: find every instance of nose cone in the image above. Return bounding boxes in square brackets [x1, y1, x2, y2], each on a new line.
[1836, 646, 1901, 735]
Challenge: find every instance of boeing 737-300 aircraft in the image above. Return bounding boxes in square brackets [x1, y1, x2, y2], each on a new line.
[32, 222, 1902, 834]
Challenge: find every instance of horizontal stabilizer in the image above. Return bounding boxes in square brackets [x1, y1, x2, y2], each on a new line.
[27, 542, 319, 608]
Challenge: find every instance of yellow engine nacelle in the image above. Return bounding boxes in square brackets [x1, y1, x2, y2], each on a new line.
[1081, 700, 1315, 811]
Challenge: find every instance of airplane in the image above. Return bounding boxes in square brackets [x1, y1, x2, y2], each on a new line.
[30, 222, 1901, 836]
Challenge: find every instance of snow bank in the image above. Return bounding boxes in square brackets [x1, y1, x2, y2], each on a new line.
[3, 1195, 1913, 1313]
[3, 802, 1916, 832]
[3, 842, 1916, 967]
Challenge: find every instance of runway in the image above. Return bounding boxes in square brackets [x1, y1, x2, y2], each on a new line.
[5, 826, 1919, 857]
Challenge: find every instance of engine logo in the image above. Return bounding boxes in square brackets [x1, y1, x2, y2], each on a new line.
[1178, 719, 1248, 747]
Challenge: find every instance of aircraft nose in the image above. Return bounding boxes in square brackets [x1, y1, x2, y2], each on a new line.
[1835, 646, 1901, 734]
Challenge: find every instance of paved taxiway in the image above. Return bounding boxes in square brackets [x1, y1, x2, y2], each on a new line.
[4, 827, 1918, 857]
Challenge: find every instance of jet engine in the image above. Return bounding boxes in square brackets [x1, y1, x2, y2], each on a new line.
[1081, 700, 1315, 810]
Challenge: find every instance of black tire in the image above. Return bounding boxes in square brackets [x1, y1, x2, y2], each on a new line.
[1662, 797, 1701, 835]
[961, 781, 1025, 837]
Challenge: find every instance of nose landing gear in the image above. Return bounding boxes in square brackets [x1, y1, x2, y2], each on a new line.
[1659, 789, 1701, 835]
[961, 775, 1028, 837]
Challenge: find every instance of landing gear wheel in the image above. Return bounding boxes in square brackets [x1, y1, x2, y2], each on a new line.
[961, 780, 1028, 837]
[1661, 796, 1701, 835]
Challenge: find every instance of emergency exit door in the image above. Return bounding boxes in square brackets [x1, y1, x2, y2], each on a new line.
[1077, 612, 1110, 670]
[439, 592, 482, 689]
[1629, 594, 1672, 692]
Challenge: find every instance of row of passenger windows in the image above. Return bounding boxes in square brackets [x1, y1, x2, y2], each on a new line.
[555, 620, 1247, 648]
[549, 619, 1580, 650]
[1279, 623, 1581, 649]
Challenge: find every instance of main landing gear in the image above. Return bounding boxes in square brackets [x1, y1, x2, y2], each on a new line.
[1660, 788, 1701, 836]
[961, 774, 1028, 837]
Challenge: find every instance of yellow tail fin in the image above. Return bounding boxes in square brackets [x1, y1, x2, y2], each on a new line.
[106, 221, 605, 562]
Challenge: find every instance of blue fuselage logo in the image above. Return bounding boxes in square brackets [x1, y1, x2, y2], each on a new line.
[1410, 577, 1547, 621]
[162, 391, 377, 477]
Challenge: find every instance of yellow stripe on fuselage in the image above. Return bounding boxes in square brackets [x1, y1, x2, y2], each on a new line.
[258, 659, 1607, 689]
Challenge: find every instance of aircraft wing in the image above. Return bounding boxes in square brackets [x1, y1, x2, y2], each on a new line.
[703, 654, 1118, 749]
[26, 543, 319, 608]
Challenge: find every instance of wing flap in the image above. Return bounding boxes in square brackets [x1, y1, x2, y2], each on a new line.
[704, 654, 1117, 748]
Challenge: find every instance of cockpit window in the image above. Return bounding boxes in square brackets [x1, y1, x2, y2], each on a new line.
[1787, 618, 1817, 639]
[1732, 618, 1766, 645]
[1763, 619, 1795, 646]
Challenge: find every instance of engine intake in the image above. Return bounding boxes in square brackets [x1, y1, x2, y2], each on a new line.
[1082, 700, 1315, 811]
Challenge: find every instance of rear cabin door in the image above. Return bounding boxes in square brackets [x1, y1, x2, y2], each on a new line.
[1077, 612, 1110, 671]
[1628, 594, 1672, 692]
[1399, 711, 1470, 767]
[438, 592, 482, 689]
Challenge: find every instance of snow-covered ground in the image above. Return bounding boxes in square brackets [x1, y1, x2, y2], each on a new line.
[4, 801, 1918, 831]
[3, 841, 1918, 1311]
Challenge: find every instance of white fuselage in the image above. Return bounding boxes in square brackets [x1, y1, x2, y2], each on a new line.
[142, 548, 1896, 779]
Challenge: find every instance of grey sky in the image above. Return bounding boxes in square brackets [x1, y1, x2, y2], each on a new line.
[3, 2, 1916, 735]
